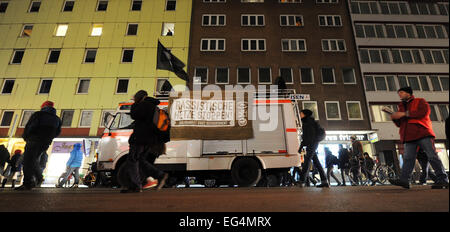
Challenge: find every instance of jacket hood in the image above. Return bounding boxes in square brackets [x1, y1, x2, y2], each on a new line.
[41, 106, 56, 115]
[301, 115, 315, 123]
[73, 143, 82, 150]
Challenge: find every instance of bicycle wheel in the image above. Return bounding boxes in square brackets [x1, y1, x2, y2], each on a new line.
[375, 165, 395, 185]
[360, 170, 369, 186]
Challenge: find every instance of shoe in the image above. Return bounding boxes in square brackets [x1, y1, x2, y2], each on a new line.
[156, 173, 169, 191]
[431, 182, 449, 189]
[388, 178, 410, 189]
[143, 178, 158, 190]
[316, 183, 329, 188]
[71, 184, 79, 188]
[120, 188, 142, 193]
[14, 185, 33, 191]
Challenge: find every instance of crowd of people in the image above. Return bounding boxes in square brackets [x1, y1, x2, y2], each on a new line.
[0, 86, 448, 191]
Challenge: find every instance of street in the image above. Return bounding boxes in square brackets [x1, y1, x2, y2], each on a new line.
[0, 185, 448, 212]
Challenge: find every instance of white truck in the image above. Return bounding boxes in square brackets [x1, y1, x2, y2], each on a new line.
[96, 91, 302, 187]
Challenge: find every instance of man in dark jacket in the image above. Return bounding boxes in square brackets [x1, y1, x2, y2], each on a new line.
[298, 109, 328, 188]
[121, 90, 168, 193]
[15, 101, 61, 191]
[338, 145, 350, 186]
[0, 144, 9, 174]
[1, 150, 23, 188]
[389, 87, 448, 189]
[325, 147, 341, 186]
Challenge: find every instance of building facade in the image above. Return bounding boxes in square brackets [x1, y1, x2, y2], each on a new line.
[0, 0, 192, 183]
[347, 0, 449, 170]
[187, 0, 374, 161]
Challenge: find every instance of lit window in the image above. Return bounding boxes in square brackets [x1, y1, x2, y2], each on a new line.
[325, 101, 341, 120]
[162, 23, 174, 36]
[302, 101, 319, 120]
[91, 24, 103, 36]
[55, 24, 68, 36]
[347, 101, 363, 120]
[21, 25, 34, 37]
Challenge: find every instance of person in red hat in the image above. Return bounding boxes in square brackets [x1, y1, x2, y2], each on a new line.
[15, 101, 61, 191]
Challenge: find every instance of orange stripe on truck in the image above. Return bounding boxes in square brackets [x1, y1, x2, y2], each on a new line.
[102, 131, 133, 138]
[286, 128, 297, 132]
[254, 99, 291, 104]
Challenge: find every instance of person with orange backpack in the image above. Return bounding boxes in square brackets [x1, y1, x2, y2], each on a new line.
[121, 90, 169, 193]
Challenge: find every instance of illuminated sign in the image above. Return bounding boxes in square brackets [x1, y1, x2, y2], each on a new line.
[325, 134, 368, 141]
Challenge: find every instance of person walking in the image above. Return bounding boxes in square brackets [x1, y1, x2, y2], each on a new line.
[0, 145, 10, 185]
[56, 143, 83, 188]
[297, 109, 328, 188]
[1, 150, 23, 188]
[15, 101, 62, 191]
[338, 145, 350, 186]
[416, 148, 437, 185]
[389, 87, 449, 189]
[350, 135, 363, 185]
[363, 152, 377, 186]
[325, 147, 341, 186]
[121, 90, 168, 193]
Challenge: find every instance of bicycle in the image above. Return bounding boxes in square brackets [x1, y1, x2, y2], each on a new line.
[374, 163, 396, 185]
[348, 156, 373, 186]
[82, 163, 97, 188]
[57, 169, 81, 188]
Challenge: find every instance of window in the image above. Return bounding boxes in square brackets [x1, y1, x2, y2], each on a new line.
[374, 76, 387, 91]
[237, 67, 251, 84]
[55, 24, 68, 36]
[419, 76, 430, 91]
[359, 49, 370, 63]
[21, 25, 33, 37]
[280, 15, 303, 27]
[438, 2, 449, 15]
[407, 76, 420, 91]
[77, 79, 90, 94]
[116, 79, 129, 94]
[429, 105, 439, 121]
[410, 2, 437, 15]
[97, 0, 108, 11]
[347, 102, 363, 120]
[132, 0, 142, 11]
[61, 110, 74, 127]
[100, 110, 115, 127]
[279, 0, 302, 3]
[242, 39, 266, 51]
[438, 105, 449, 121]
[318, 15, 342, 27]
[1, 79, 14, 94]
[201, 39, 225, 51]
[380, 2, 409, 15]
[302, 101, 319, 120]
[156, 78, 169, 94]
[20, 111, 35, 127]
[166, 0, 176, 11]
[47, 50, 61, 64]
[90, 24, 103, 36]
[0, 1, 8, 13]
[369, 50, 382, 63]
[281, 39, 306, 52]
[242, 15, 265, 26]
[202, 15, 226, 26]
[325, 101, 341, 120]
[279, 68, 293, 83]
[127, 24, 138, 35]
[29, 1, 41, 12]
[63, 0, 75, 12]
[300, 67, 314, 84]
[121, 49, 134, 63]
[216, 68, 229, 84]
[0, 111, 14, 127]
[79, 111, 93, 127]
[38, 79, 52, 94]
[351, 1, 379, 14]
[440, 76, 449, 91]
[386, 76, 397, 91]
[321, 67, 335, 84]
[258, 67, 271, 83]
[364, 76, 375, 91]
[242, 0, 264, 2]
[84, 49, 97, 63]
[342, 68, 356, 84]
[194, 67, 208, 84]
[321, 39, 345, 52]
[203, 0, 226, 2]
[162, 23, 175, 36]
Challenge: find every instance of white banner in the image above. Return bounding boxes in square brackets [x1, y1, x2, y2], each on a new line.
[171, 99, 235, 127]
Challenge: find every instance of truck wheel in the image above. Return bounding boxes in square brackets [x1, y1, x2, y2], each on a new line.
[231, 158, 262, 187]
[266, 174, 280, 187]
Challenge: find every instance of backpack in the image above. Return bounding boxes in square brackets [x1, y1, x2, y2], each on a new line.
[153, 108, 170, 132]
[314, 121, 326, 142]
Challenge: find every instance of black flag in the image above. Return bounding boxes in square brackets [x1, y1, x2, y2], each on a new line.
[156, 41, 189, 82]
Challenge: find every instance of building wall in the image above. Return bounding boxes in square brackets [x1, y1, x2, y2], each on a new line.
[0, 0, 192, 137]
[188, 0, 371, 131]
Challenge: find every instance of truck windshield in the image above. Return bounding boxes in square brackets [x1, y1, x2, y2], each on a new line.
[110, 113, 134, 130]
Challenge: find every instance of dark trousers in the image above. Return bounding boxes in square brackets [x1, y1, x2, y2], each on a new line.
[300, 143, 327, 183]
[418, 158, 437, 183]
[126, 144, 164, 189]
[22, 141, 49, 187]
